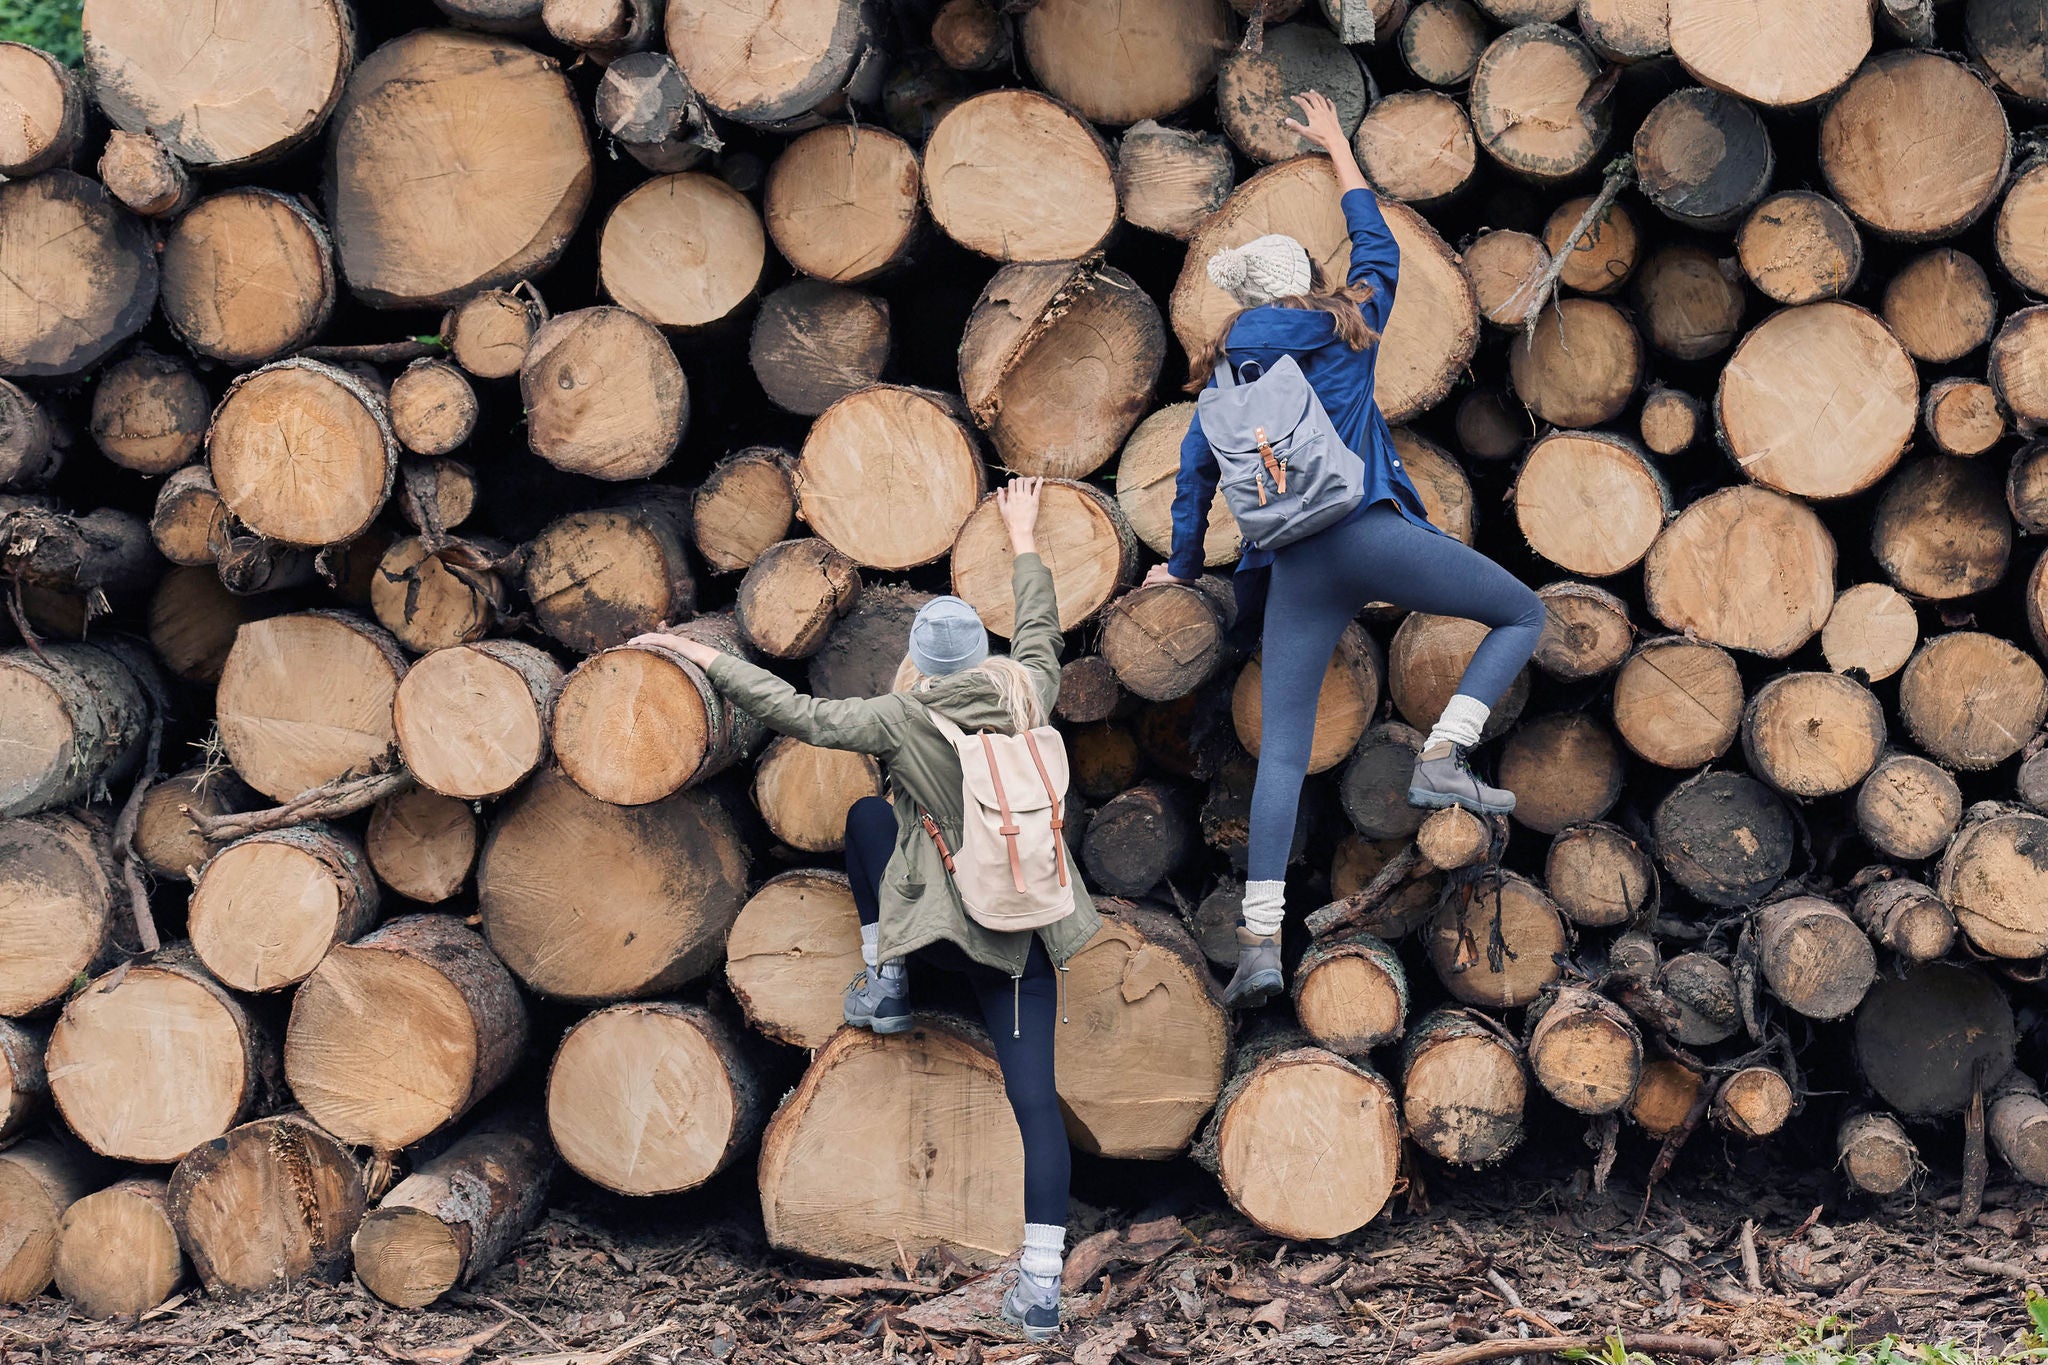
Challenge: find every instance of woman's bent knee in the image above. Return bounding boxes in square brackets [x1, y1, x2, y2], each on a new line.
[845, 795, 895, 845]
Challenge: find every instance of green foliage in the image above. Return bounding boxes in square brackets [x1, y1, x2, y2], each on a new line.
[1759, 1302, 2048, 1365]
[0, 0, 82, 66]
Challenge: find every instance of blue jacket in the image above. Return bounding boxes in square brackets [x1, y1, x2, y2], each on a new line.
[1167, 187, 1441, 586]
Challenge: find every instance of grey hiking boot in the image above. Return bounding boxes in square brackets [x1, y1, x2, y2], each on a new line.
[843, 966, 911, 1034]
[1000, 1269, 1060, 1342]
[1408, 743, 1516, 815]
[1222, 927, 1284, 1009]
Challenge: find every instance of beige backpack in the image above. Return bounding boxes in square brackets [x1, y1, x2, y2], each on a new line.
[918, 707, 1076, 932]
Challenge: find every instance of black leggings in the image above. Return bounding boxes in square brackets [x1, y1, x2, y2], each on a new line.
[844, 796, 1069, 1226]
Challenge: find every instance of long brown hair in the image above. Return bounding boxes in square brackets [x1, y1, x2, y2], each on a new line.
[1185, 261, 1379, 394]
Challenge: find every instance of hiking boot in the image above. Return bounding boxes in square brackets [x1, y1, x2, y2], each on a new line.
[843, 967, 911, 1034]
[1000, 1269, 1060, 1343]
[1407, 744, 1516, 815]
[1222, 927, 1284, 1009]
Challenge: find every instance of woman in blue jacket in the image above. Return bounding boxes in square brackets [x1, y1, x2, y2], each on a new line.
[1145, 91, 1545, 1009]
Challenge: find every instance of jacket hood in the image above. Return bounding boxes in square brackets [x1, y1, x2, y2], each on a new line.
[911, 670, 1023, 734]
[1225, 304, 1340, 354]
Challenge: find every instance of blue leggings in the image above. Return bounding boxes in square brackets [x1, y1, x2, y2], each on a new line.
[844, 797, 1069, 1226]
[1247, 503, 1545, 883]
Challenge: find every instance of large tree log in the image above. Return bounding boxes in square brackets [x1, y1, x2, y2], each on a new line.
[47, 946, 275, 1163]
[694, 448, 795, 575]
[750, 281, 891, 418]
[1116, 405, 1237, 567]
[1401, 0, 1489, 85]
[752, 737, 884, 853]
[1426, 872, 1566, 1007]
[1468, 25, 1610, 181]
[1821, 583, 1917, 683]
[1992, 306, 2048, 434]
[1400, 1009, 1525, 1166]
[924, 90, 1117, 262]
[521, 486, 697, 653]
[600, 173, 764, 332]
[366, 787, 478, 905]
[1900, 633, 2047, 771]
[1239, 621, 1385, 773]
[758, 1017, 1024, 1269]
[1172, 157, 1479, 425]
[0, 1138, 107, 1303]
[1509, 300, 1644, 431]
[188, 825, 380, 992]
[1292, 930, 1408, 1058]
[1545, 822, 1653, 928]
[1872, 457, 2010, 601]
[0, 172, 157, 378]
[1611, 636, 1742, 769]
[90, 352, 208, 477]
[952, 481, 1137, 634]
[216, 611, 405, 803]
[1534, 581, 1632, 681]
[1497, 712, 1623, 835]
[737, 538, 862, 660]
[1853, 963, 2015, 1119]
[1757, 896, 1876, 1020]
[53, 1177, 185, 1319]
[764, 126, 922, 284]
[0, 42, 80, 177]
[1217, 22, 1369, 166]
[327, 30, 592, 309]
[1642, 485, 1835, 658]
[1526, 986, 1641, 1115]
[480, 769, 749, 1000]
[1667, 0, 1867, 106]
[1100, 582, 1233, 703]
[725, 869, 863, 1050]
[664, 0, 882, 125]
[165, 1113, 366, 1292]
[550, 618, 766, 806]
[1356, 91, 1476, 208]
[960, 259, 1165, 481]
[797, 386, 985, 571]
[1083, 782, 1195, 898]
[1884, 248, 1999, 365]
[395, 641, 560, 800]
[285, 915, 527, 1151]
[1117, 121, 1234, 239]
[1741, 672, 1885, 798]
[0, 812, 114, 1018]
[1633, 87, 1772, 231]
[519, 306, 686, 480]
[1856, 753, 1961, 863]
[352, 1114, 555, 1307]
[369, 537, 505, 653]
[1652, 770, 1793, 908]
[1511, 431, 1667, 578]
[208, 359, 397, 549]
[1940, 805, 2048, 959]
[1736, 192, 1861, 306]
[1193, 1032, 1401, 1240]
[1819, 52, 2010, 242]
[161, 189, 335, 366]
[809, 583, 934, 700]
[1019, 0, 1231, 125]
[1056, 905, 1228, 1160]
[1967, 0, 2048, 105]
[0, 642, 151, 820]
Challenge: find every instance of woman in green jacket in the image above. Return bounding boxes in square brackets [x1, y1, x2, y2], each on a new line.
[633, 477, 1096, 1343]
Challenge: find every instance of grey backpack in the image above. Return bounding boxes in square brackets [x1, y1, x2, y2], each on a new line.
[1196, 354, 1364, 553]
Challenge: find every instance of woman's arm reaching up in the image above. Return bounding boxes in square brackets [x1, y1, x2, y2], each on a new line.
[1288, 89, 1398, 331]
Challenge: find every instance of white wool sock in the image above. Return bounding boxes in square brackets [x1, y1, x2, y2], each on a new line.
[860, 922, 880, 970]
[1241, 880, 1287, 938]
[878, 958, 907, 984]
[1020, 1222, 1065, 1285]
[1424, 694, 1490, 754]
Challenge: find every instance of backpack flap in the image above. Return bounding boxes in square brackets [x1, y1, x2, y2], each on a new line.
[954, 725, 1068, 814]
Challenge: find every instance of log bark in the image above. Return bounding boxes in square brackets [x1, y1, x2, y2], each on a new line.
[1652, 771, 1793, 909]
[0, 172, 157, 378]
[1353, 90, 1477, 208]
[1292, 930, 1408, 1057]
[1633, 87, 1773, 231]
[89, 352, 208, 477]
[924, 90, 1117, 262]
[1992, 306, 2048, 434]
[764, 126, 922, 284]
[600, 173, 764, 332]
[544, 0, 658, 60]
[1900, 633, 2047, 771]
[0, 1137, 107, 1303]
[1192, 1032, 1401, 1240]
[149, 466, 229, 568]
[1401, 0, 1489, 86]
[1497, 712, 1623, 836]
[441, 290, 540, 380]
[1940, 804, 2048, 959]
[1526, 986, 1641, 1115]
[1020, 0, 1230, 125]
[1545, 822, 1653, 928]
[208, 358, 397, 549]
[1853, 963, 2015, 1119]
[1117, 404, 1238, 567]
[725, 869, 864, 1050]
[1837, 1111, 1919, 1196]
[47, 945, 276, 1163]
[1872, 457, 2010, 601]
[959, 259, 1166, 480]
[1217, 23, 1369, 166]
[1667, 0, 1867, 106]
[366, 787, 478, 905]
[665, 0, 883, 126]
[1632, 243, 1745, 361]
[353, 1112, 555, 1308]
[1117, 122, 1234, 240]
[1819, 52, 2009, 242]
[758, 1016, 1025, 1269]
[1534, 581, 1633, 681]
[395, 640, 559, 800]
[1883, 248, 1999, 365]
[1967, 0, 2048, 105]
[0, 1018, 45, 1144]
[1464, 229, 1549, 329]
[1057, 658, 1123, 725]
[594, 51, 719, 174]
[1426, 872, 1567, 1007]
[216, 611, 406, 803]
[1856, 753, 1962, 863]
[161, 189, 336, 365]
[797, 386, 986, 571]
[1642, 486, 1835, 658]
[0, 642, 152, 819]
[752, 736, 885, 853]
[1241, 621, 1386, 773]
[480, 769, 750, 1000]
[694, 449, 795, 575]
[189, 825, 380, 992]
[97, 130, 193, 218]
[1741, 671, 1886, 798]
[1057, 905, 1229, 1160]
[370, 536, 506, 653]
[389, 360, 479, 458]
[1757, 896, 1876, 1020]
[1714, 1066, 1794, 1139]
[164, 1113, 366, 1292]
[1661, 952, 1740, 1046]
[327, 29, 592, 309]
[550, 617, 766, 806]
[0, 812, 115, 1018]
[520, 306, 687, 480]
[53, 1177, 185, 1319]
[1510, 300, 1642, 428]
[1469, 25, 1610, 181]
[285, 915, 528, 1150]
[522, 486, 697, 653]
[1083, 782, 1195, 898]
[1388, 612, 1527, 740]
[1512, 430, 1667, 578]
[737, 538, 862, 660]
[750, 281, 891, 418]
[1401, 1009, 1525, 1166]
[1851, 873, 1956, 964]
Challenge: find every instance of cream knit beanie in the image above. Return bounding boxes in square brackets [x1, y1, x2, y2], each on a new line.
[1207, 233, 1314, 307]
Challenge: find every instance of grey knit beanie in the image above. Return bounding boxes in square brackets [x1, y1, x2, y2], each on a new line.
[907, 596, 989, 676]
[1207, 233, 1314, 307]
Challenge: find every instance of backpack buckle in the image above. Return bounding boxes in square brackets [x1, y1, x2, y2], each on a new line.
[1255, 427, 1287, 494]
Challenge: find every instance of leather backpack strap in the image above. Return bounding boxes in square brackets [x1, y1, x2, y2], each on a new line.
[978, 732, 1029, 894]
[1022, 730, 1068, 888]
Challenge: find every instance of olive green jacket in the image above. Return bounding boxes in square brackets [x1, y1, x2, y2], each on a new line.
[703, 552, 1100, 976]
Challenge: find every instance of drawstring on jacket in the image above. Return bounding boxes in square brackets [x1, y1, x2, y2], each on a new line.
[1058, 963, 1069, 1024]
[1012, 962, 1073, 1037]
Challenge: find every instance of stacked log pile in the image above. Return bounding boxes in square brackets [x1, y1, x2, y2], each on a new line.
[4, 0, 2048, 1312]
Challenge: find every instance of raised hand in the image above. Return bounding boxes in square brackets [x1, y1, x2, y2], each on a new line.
[1284, 90, 1348, 154]
[998, 475, 1044, 555]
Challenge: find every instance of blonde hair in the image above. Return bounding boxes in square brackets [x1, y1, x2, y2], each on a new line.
[892, 654, 1047, 732]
